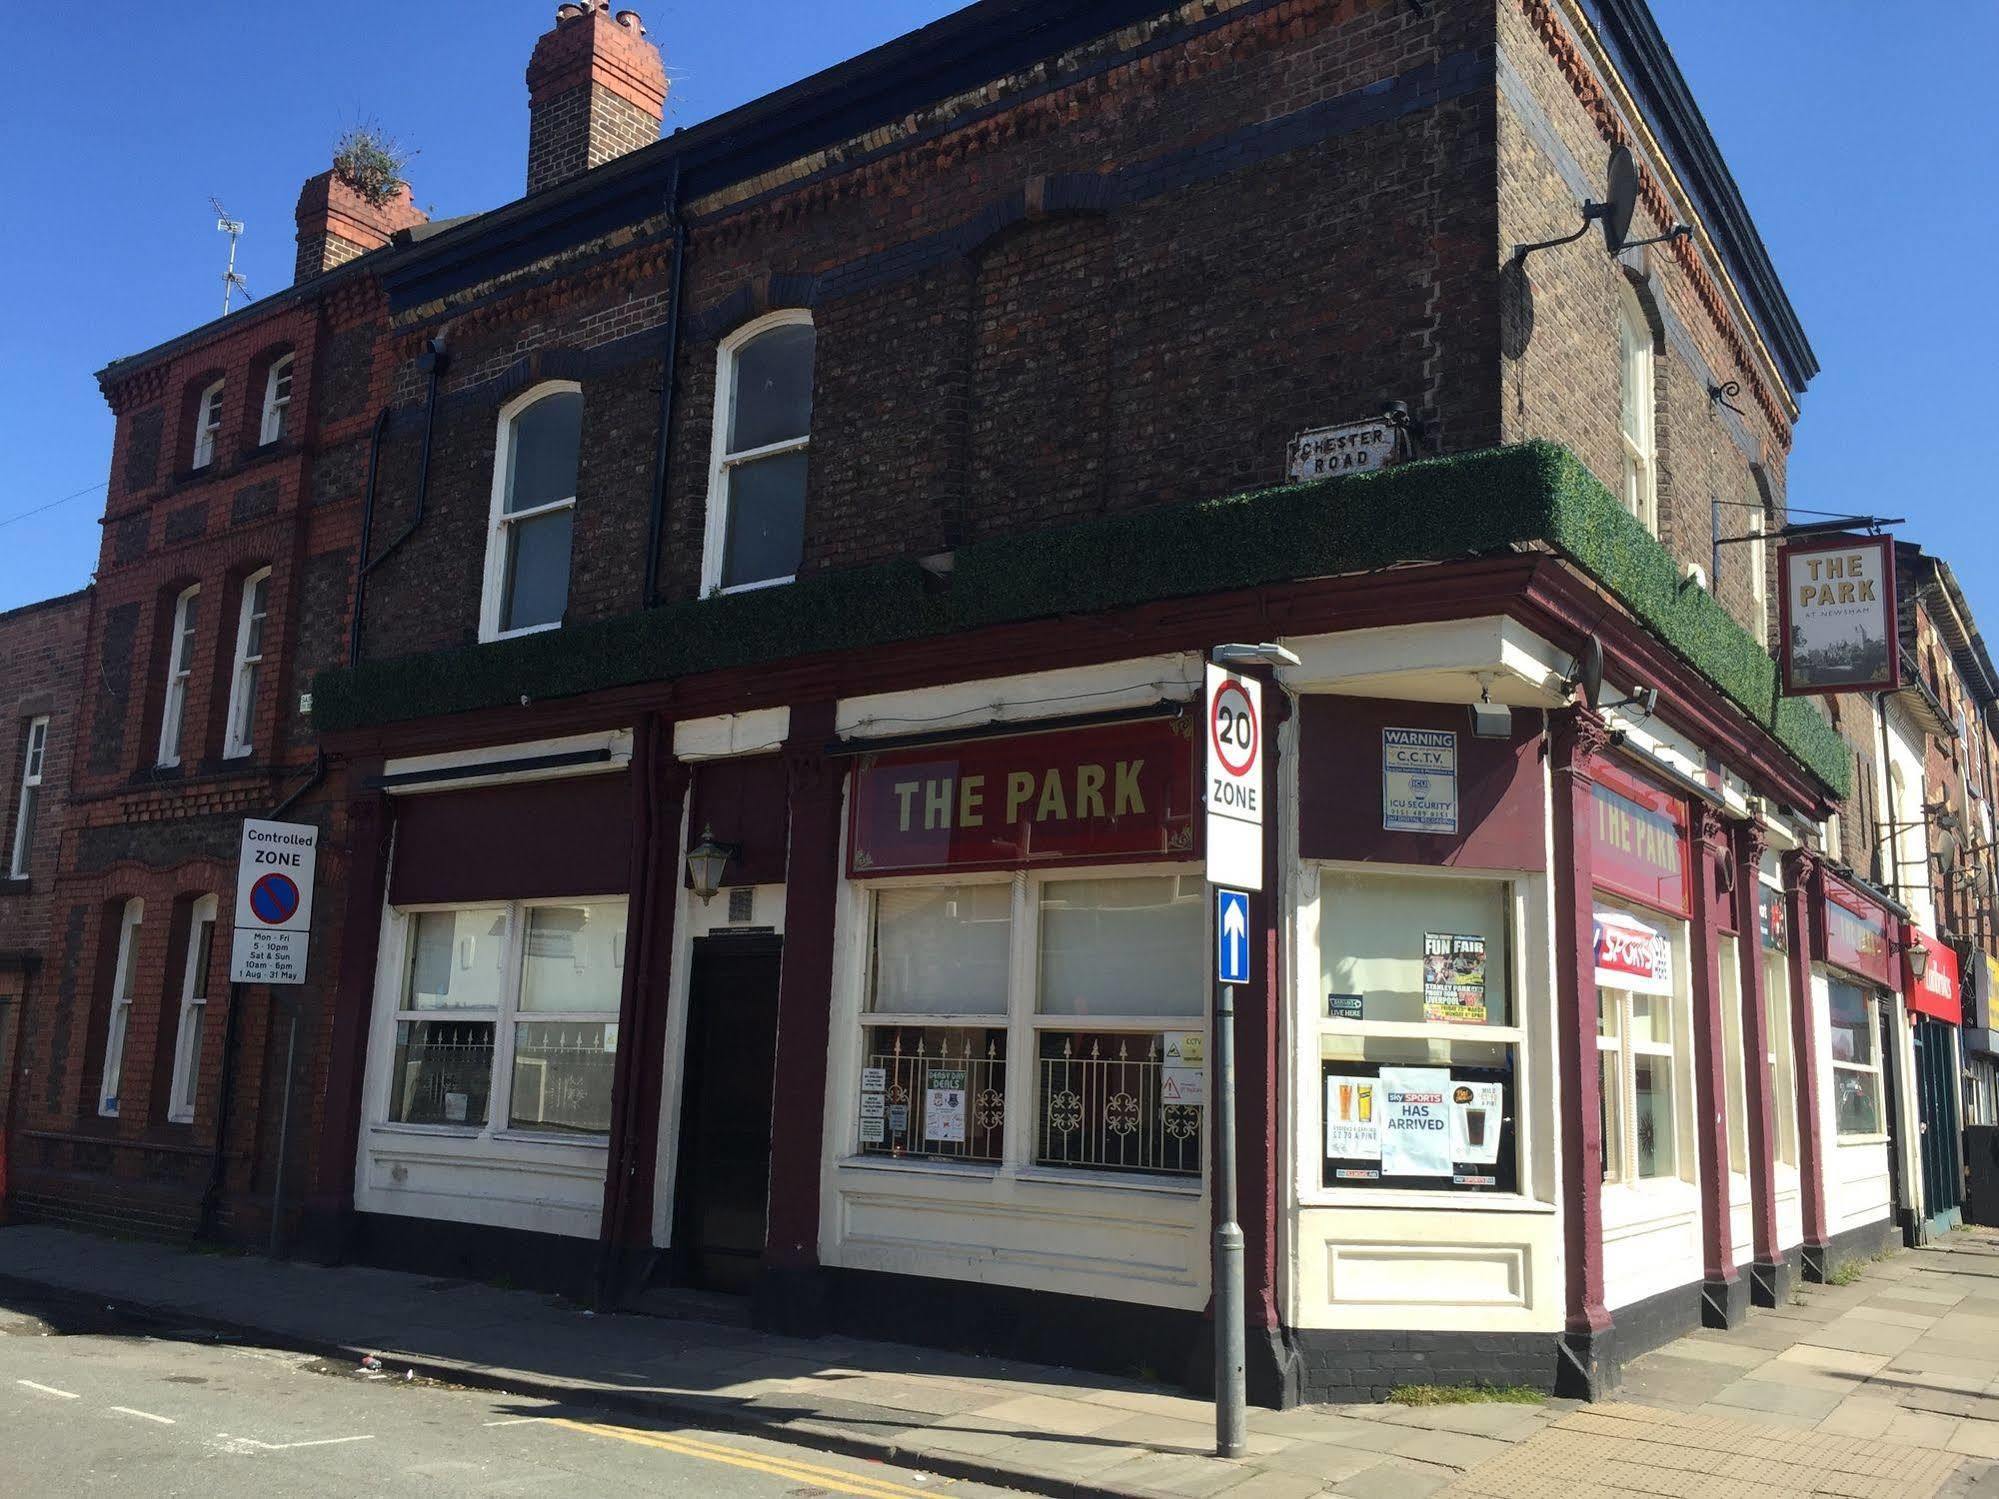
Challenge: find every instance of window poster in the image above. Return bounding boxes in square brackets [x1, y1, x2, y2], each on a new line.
[1423, 934, 1488, 1023]
[1325, 1076, 1381, 1163]
[1379, 1066, 1453, 1177]
[1162, 1030, 1206, 1107]
[925, 1068, 967, 1143]
[1450, 1081, 1503, 1165]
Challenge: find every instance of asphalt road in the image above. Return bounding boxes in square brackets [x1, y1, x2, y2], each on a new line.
[0, 1288, 1021, 1499]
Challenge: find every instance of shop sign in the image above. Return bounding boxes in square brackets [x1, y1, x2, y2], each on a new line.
[1590, 765, 1688, 915]
[847, 719, 1195, 877]
[1778, 534, 1899, 696]
[1904, 926, 1963, 1024]
[1382, 728, 1459, 835]
[1593, 906, 1673, 996]
[1758, 884, 1789, 953]
[1422, 933, 1488, 1023]
[1823, 879, 1894, 988]
[1974, 956, 1999, 1032]
[1287, 419, 1397, 482]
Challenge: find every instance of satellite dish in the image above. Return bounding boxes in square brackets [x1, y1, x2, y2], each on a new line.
[1580, 635, 1605, 709]
[1602, 147, 1639, 253]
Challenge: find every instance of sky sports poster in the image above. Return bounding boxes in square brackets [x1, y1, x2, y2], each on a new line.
[1778, 534, 1898, 696]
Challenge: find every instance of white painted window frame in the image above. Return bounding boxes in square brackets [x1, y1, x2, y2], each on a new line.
[167, 894, 219, 1124]
[848, 862, 1208, 1185]
[378, 895, 627, 1141]
[8, 714, 47, 879]
[222, 567, 271, 760]
[157, 584, 201, 768]
[98, 897, 144, 1118]
[259, 354, 294, 446]
[1618, 285, 1657, 535]
[479, 381, 582, 645]
[192, 379, 225, 470]
[1829, 980, 1885, 1140]
[700, 309, 814, 598]
[1763, 941, 1798, 1169]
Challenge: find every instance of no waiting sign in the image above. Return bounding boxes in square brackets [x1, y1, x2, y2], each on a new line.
[230, 818, 319, 986]
[1205, 663, 1263, 891]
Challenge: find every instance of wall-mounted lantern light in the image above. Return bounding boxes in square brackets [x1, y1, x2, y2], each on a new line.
[686, 825, 739, 904]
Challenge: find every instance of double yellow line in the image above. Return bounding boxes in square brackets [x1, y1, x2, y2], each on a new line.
[553, 1417, 952, 1499]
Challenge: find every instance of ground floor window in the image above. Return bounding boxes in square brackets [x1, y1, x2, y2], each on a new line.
[386, 898, 626, 1138]
[167, 895, 218, 1124]
[98, 898, 144, 1118]
[1764, 946, 1799, 1167]
[1316, 870, 1523, 1193]
[1828, 977, 1883, 1136]
[857, 870, 1205, 1177]
[1594, 902, 1685, 1185]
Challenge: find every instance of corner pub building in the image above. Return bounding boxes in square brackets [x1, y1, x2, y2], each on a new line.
[263, 0, 1899, 1405]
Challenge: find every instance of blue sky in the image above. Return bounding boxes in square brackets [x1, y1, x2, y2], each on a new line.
[2, 2, 1993, 629]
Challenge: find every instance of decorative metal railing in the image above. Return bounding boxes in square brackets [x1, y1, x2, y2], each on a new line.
[1036, 1030, 1201, 1177]
[390, 1020, 494, 1126]
[859, 1026, 1006, 1163]
[510, 1021, 618, 1134]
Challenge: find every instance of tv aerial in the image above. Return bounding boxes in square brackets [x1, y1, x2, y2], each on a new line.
[1512, 146, 1693, 266]
[211, 196, 251, 315]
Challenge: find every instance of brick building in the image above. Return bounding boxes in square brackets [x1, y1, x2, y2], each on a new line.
[0, 588, 92, 1218]
[0, 161, 422, 1241]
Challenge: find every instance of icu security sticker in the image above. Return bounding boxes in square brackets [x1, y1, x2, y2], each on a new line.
[1382, 728, 1459, 835]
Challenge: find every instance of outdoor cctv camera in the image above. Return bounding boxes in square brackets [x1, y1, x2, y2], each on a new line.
[1471, 700, 1512, 739]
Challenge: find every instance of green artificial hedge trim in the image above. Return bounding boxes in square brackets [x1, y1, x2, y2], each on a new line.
[313, 440, 1847, 797]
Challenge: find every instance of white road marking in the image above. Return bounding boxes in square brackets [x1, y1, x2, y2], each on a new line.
[109, 1406, 176, 1425]
[216, 1433, 377, 1454]
[482, 1418, 542, 1427]
[16, 1380, 79, 1400]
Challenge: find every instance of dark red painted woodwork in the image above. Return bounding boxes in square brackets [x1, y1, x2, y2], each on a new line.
[847, 718, 1197, 877]
[305, 766, 390, 1234]
[387, 773, 633, 906]
[1903, 925, 1962, 1025]
[687, 754, 790, 888]
[1295, 696, 1545, 870]
[1589, 760, 1691, 918]
[1550, 708, 1612, 1339]
[1820, 876, 1895, 988]
[1785, 851, 1831, 1251]
[1687, 810, 1738, 1290]
[761, 704, 844, 1272]
[1733, 825, 1779, 1270]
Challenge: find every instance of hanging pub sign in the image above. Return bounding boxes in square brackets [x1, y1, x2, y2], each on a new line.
[1590, 762, 1690, 916]
[1593, 906, 1673, 995]
[1903, 926, 1962, 1024]
[847, 718, 1196, 877]
[1758, 884, 1789, 953]
[1778, 535, 1899, 696]
[1821, 878, 1895, 988]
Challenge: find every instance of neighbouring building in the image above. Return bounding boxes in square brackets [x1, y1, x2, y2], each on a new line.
[0, 159, 423, 1242]
[0, 588, 92, 1219]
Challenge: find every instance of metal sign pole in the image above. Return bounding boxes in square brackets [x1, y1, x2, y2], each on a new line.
[267, 1001, 298, 1260]
[1213, 977, 1247, 1457]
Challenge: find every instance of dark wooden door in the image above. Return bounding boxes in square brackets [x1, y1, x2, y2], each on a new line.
[672, 936, 782, 1294]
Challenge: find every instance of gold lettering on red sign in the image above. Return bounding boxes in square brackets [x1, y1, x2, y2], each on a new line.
[891, 760, 1149, 834]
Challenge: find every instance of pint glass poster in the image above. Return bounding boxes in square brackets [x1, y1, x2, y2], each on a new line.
[1778, 535, 1898, 696]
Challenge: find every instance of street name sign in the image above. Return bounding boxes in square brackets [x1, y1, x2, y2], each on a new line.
[230, 818, 319, 986]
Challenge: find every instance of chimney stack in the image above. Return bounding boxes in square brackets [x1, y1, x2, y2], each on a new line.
[294, 169, 427, 284]
[525, 2, 666, 195]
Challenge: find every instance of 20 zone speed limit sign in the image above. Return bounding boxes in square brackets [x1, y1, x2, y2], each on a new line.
[1205, 663, 1263, 891]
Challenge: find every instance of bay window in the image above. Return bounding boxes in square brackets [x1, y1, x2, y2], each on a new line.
[387, 898, 625, 1137]
[481, 384, 582, 642]
[856, 870, 1205, 1178]
[704, 312, 815, 594]
[1316, 870, 1522, 1194]
[98, 898, 143, 1117]
[157, 584, 200, 767]
[1828, 979, 1882, 1136]
[8, 715, 46, 879]
[167, 895, 218, 1124]
[222, 568, 270, 759]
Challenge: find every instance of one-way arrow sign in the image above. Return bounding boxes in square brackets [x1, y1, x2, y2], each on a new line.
[1216, 888, 1251, 986]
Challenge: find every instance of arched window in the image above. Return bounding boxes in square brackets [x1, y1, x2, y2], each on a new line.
[157, 584, 201, 767]
[98, 897, 144, 1117]
[223, 567, 271, 759]
[481, 383, 582, 641]
[703, 311, 816, 594]
[1618, 285, 1657, 534]
[168, 894, 219, 1125]
[192, 378, 225, 469]
[259, 354, 294, 445]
